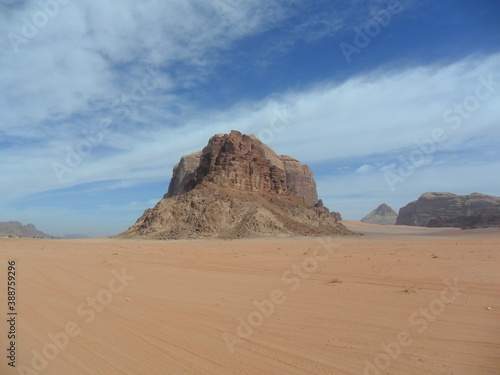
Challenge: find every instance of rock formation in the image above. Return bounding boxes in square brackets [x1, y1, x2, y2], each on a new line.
[361, 203, 398, 225]
[120, 131, 350, 239]
[396, 192, 500, 228]
[0, 221, 53, 238]
[314, 199, 342, 221]
[331, 211, 343, 221]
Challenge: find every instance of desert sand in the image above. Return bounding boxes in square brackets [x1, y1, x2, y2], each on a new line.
[1, 222, 499, 375]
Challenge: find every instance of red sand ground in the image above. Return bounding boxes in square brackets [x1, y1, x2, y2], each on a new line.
[1, 222, 499, 374]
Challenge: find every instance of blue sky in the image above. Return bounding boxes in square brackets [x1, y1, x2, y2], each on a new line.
[1, 0, 499, 237]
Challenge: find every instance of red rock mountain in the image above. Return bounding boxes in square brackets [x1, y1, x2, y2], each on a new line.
[120, 131, 350, 239]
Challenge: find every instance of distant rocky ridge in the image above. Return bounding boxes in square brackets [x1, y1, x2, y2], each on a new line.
[396, 192, 500, 228]
[120, 131, 350, 239]
[0, 221, 53, 238]
[361, 203, 398, 225]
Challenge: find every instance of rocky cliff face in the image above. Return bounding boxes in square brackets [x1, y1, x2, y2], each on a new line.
[164, 133, 319, 206]
[164, 151, 202, 198]
[280, 155, 318, 206]
[120, 131, 350, 239]
[396, 192, 500, 228]
[361, 203, 398, 225]
[194, 132, 288, 194]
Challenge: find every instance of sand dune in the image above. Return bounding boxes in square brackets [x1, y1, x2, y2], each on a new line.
[1, 224, 499, 374]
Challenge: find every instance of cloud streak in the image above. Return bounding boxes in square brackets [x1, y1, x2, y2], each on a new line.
[2, 52, 498, 200]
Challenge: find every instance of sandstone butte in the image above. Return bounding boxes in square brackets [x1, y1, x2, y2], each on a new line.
[396, 192, 500, 228]
[119, 130, 351, 239]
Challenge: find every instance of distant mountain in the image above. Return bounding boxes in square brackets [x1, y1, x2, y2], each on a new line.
[0, 221, 54, 238]
[396, 192, 500, 228]
[361, 203, 398, 225]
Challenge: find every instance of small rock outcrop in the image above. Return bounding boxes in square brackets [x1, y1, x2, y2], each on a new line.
[396, 192, 500, 228]
[331, 211, 343, 221]
[361, 204, 398, 225]
[315, 199, 342, 221]
[120, 131, 350, 239]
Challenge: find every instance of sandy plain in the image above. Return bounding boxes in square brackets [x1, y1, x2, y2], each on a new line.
[0, 222, 499, 375]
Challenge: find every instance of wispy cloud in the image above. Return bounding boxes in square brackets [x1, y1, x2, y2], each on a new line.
[2, 52, 498, 201]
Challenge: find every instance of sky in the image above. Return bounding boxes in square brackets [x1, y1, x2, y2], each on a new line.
[1, 0, 499, 237]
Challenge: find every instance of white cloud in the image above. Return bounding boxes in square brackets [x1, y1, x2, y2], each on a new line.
[266, 54, 500, 163]
[0, 0, 415, 135]
[1, 52, 499, 207]
[356, 164, 374, 174]
[0, 0, 297, 133]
